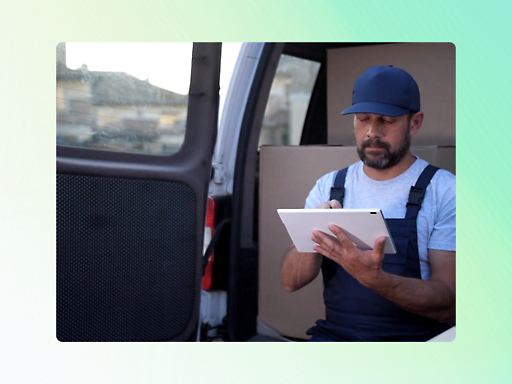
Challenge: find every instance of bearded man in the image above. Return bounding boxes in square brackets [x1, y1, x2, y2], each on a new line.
[280, 66, 456, 341]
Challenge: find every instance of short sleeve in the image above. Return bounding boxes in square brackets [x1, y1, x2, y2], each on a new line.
[304, 171, 337, 209]
[428, 171, 456, 251]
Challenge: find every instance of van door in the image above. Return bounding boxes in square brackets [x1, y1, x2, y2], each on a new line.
[56, 43, 221, 341]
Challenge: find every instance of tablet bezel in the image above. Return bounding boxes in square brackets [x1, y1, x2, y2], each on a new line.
[277, 208, 397, 254]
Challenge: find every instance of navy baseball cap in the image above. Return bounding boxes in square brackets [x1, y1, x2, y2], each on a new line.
[340, 65, 420, 117]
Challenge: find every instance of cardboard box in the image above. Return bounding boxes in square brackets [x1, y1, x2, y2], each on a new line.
[327, 43, 456, 147]
[258, 145, 455, 339]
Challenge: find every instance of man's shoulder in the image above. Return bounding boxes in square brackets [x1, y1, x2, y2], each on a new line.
[414, 158, 455, 184]
[429, 163, 456, 187]
[431, 168, 456, 200]
[416, 160, 455, 205]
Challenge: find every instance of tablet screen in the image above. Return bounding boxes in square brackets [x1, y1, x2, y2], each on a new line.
[277, 208, 396, 254]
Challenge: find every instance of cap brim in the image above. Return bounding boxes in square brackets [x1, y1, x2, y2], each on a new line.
[340, 102, 409, 117]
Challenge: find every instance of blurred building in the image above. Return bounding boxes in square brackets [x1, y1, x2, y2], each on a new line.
[56, 43, 188, 154]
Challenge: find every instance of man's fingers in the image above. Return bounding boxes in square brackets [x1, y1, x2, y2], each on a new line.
[374, 236, 387, 255]
[312, 230, 338, 255]
[316, 200, 342, 209]
[313, 244, 330, 257]
[328, 225, 354, 249]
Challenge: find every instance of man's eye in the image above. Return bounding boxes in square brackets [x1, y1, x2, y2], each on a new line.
[383, 119, 394, 124]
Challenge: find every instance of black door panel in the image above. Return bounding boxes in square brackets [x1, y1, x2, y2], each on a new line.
[56, 43, 221, 341]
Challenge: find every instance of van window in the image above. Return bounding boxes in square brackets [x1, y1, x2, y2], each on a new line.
[259, 54, 321, 147]
[56, 42, 192, 155]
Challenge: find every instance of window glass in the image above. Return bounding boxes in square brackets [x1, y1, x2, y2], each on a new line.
[259, 55, 321, 147]
[56, 42, 192, 155]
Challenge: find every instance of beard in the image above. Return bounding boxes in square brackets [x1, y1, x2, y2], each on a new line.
[357, 130, 411, 170]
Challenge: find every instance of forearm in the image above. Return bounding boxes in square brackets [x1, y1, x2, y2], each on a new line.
[364, 271, 455, 323]
[280, 245, 323, 292]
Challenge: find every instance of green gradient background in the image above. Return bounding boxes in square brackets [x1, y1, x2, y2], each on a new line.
[1, 0, 511, 383]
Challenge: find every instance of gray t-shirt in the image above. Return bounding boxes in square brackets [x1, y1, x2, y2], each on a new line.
[304, 157, 456, 280]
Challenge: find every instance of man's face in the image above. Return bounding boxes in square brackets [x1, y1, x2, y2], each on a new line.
[354, 113, 412, 170]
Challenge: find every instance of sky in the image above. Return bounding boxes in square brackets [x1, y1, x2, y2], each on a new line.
[66, 42, 243, 98]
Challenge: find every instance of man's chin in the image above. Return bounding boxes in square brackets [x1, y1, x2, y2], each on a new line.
[364, 160, 390, 170]
[357, 147, 391, 168]
[360, 153, 391, 169]
[364, 152, 387, 162]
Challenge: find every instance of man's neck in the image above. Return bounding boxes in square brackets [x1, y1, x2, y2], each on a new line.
[363, 152, 417, 181]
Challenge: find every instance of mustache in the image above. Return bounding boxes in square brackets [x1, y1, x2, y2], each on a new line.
[361, 138, 390, 150]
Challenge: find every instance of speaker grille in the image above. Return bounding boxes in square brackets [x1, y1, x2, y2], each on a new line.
[57, 174, 197, 341]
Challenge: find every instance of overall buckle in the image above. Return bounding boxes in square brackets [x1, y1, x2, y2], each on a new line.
[406, 186, 425, 207]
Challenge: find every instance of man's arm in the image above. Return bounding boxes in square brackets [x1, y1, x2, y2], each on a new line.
[280, 245, 323, 292]
[365, 249, 455, 323]
[312, 225, 455, 323]
[280, 199, 342, 292]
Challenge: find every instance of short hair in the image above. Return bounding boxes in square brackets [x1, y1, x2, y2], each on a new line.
[407, 111, 417, 124]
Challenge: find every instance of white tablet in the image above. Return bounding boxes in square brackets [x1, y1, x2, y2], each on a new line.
[277, 208, 396, 254]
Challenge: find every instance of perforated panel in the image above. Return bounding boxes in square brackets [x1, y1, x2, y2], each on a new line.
[57, 174, 197, 341]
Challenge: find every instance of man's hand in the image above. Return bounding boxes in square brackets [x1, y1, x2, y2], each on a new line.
[312, 224, 455, 323]
[280, 200, 342, 292]
[312, 224, 387, 287]
[316, 200, 342, 209]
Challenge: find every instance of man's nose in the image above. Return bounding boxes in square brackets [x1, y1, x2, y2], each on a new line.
[366, 120, 384, 138]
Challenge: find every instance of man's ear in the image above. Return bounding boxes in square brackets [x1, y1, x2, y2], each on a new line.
[410, 112, 424, 136]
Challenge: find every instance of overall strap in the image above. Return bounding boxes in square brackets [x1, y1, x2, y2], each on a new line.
[329, 167, 348, 207]
[405, 165, 440, 219]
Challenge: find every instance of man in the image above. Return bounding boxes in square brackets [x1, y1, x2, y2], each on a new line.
[280, 65, 456, 341]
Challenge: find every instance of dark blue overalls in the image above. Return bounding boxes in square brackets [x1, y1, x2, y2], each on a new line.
[307, 165, 450, 341]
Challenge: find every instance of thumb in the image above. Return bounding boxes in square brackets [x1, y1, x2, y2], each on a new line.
[374, 236, 387, 254]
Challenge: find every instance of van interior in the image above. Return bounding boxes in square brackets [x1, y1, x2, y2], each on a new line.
[223, 42, 455, 341]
